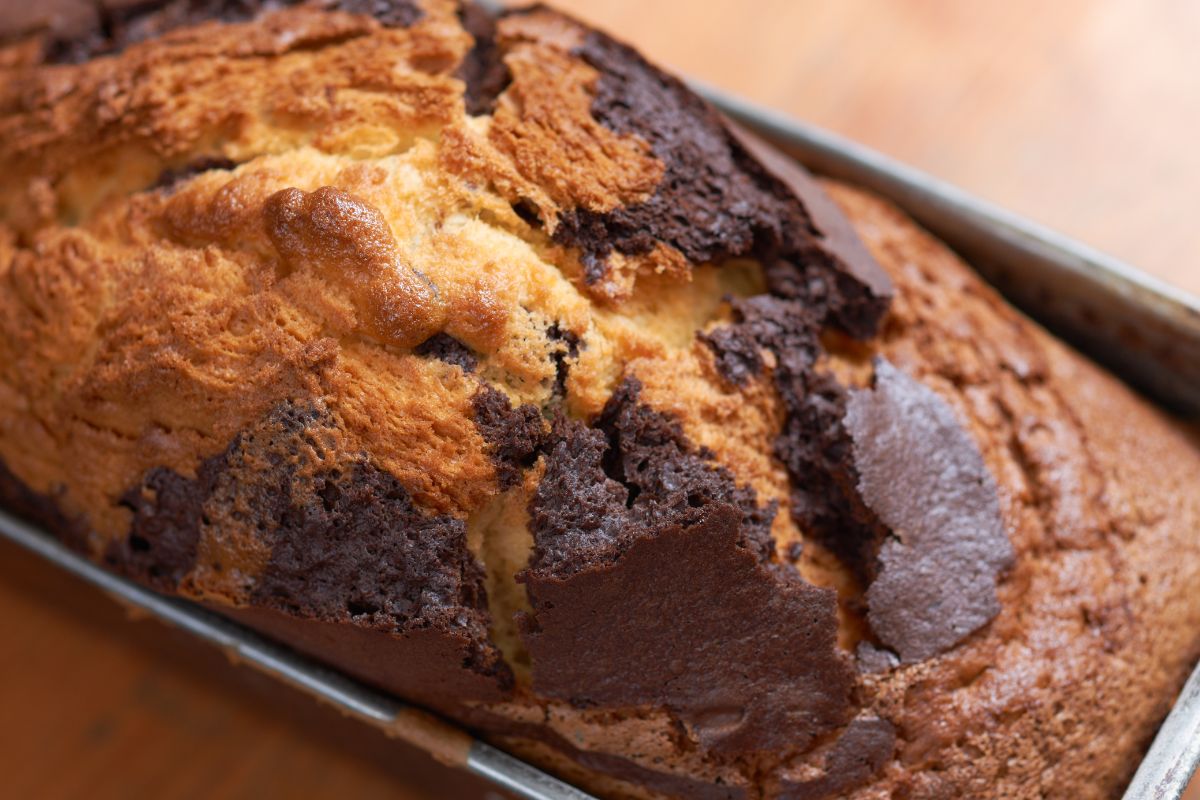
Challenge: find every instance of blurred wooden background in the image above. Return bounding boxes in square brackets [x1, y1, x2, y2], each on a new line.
[2, 1, 1198, 798]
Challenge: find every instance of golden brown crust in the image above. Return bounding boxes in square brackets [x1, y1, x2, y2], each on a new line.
[1, 4, 1199, 800]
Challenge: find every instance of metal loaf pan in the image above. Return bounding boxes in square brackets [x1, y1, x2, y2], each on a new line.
[2, 80, 1199, 800]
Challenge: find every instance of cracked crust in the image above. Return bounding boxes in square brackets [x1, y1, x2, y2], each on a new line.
[1, 3, 1200, 799]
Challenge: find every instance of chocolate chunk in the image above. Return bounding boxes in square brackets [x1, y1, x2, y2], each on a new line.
[152, 156, 240, 191]
[252, 458, 468, 628]
[522, 378, 772, 573]
[520, 380, 852, 755]
[775, 369, 887, 580]
[702, 294, 819, 389]
[522, 504, 852, 756]
[594, 378, 776, 560]
[698, 324, 763, 387]
[414, 331, 478, 372]
[111, 467, 205, 591]
[472, 385, 547, 489]
[845, 360, 1013, 662]
[522, 417, 630, 571]
[113, 401, 511, 698]
[726, 123, 893, 336]
[248, 449, 511, 690]
[777, 717, 895, 800]
[455, 1, 511, 115]
[0, 457, 90, 553]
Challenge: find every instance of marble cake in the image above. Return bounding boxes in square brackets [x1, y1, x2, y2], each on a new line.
[1, 2, 1198, 798]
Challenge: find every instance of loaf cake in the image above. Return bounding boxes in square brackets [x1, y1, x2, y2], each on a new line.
[2, 2, 1198, 798]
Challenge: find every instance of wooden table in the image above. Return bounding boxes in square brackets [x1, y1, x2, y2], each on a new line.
[2, 2, 1198, 798]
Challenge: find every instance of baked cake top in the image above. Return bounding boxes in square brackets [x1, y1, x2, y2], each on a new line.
[4, 3, 1197, 799]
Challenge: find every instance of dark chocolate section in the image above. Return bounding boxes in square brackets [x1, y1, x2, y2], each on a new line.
[776, 717, 895, 800]
[561, 29, 799, 266]
[525, 378, 773, 574]
[522, 416, 629, 571]
[414, 331, 478, 372]
[726, 122, 893, 335]
[553, 27, 890, 341]
[845, 360, 1013, 662]
[593, 378, 776, 561]
[247, 449, 513, 694]
[251, 459, 474, 632]
[33, 0, 421, 65]
[0, 457, 90, 553]
[521, 380, 853, 755]
[702, 294, 818, 390]
[111, 466, 205, 591]
[703, 295, 887, 579]
[467, 323, 583, 489]
[119, 401, 511, 697]
[472, 384, 547, 490]
[222, 602, 509, 713]
[698, 324, 763, 388]
[558, 28, 797, 279]
[774, 367, 885, 580]
[455, 0, 511, 116]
